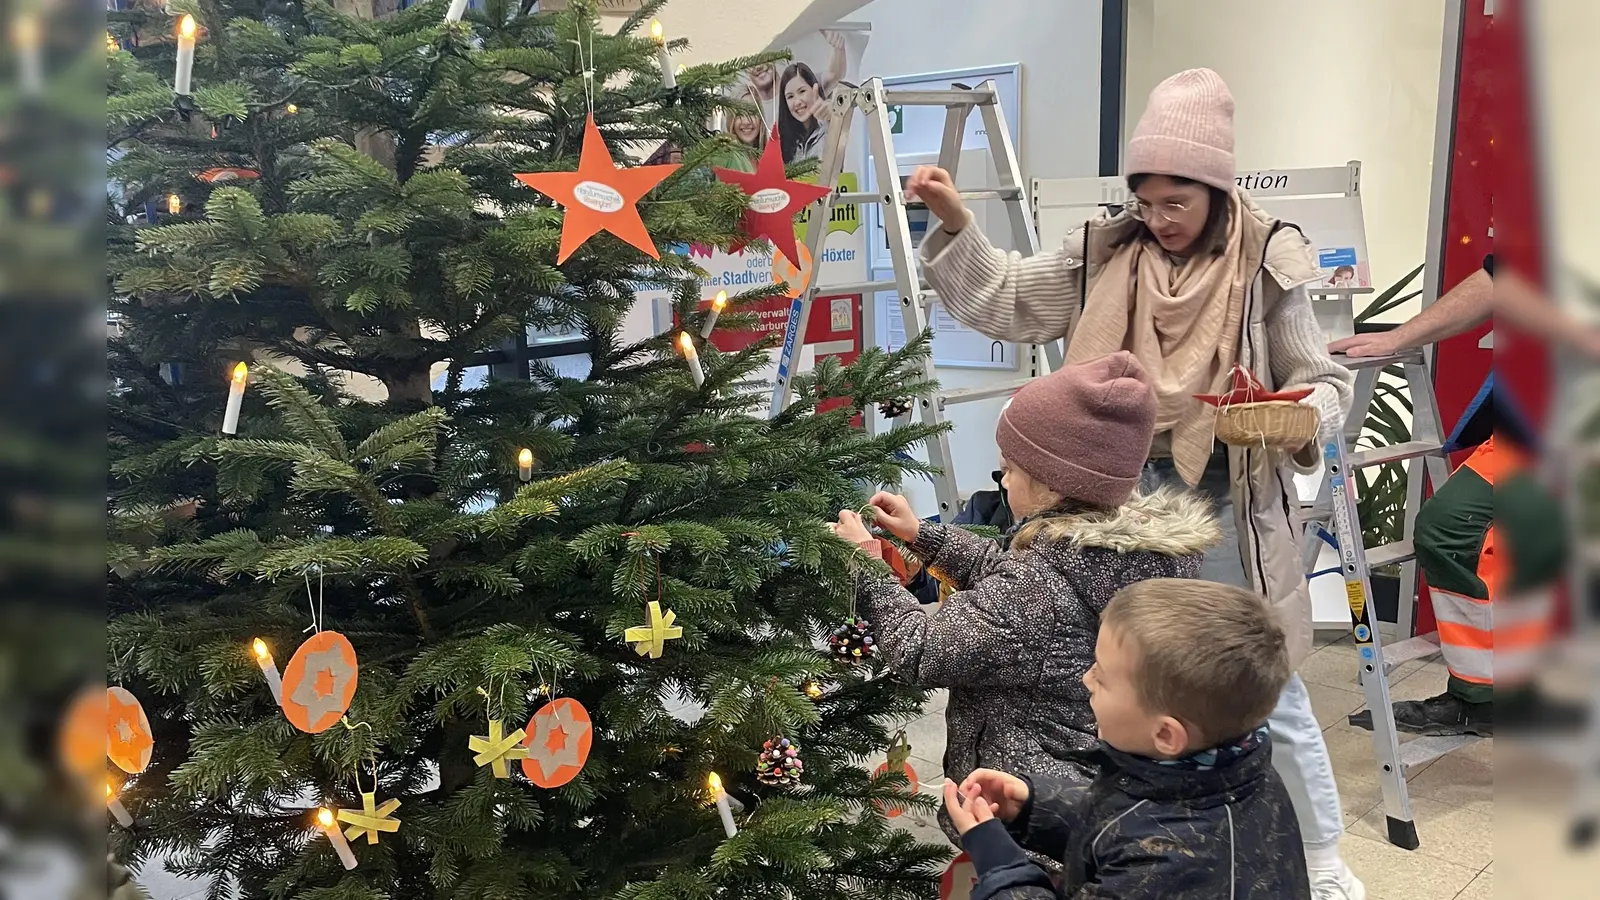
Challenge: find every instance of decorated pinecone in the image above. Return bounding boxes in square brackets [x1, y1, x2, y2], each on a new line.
[755, 736, 804, 786]
[878, 397, 914, 420]
[829, 616, 876, 662]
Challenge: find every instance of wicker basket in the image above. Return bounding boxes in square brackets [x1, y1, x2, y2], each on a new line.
[1214, 400, 1319, 450]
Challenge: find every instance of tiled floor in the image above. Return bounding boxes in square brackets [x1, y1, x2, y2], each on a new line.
[888, 632, 1501, 900]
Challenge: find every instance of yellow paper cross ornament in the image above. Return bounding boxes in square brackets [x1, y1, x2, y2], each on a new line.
[468, 719, 529, 779]
[337, 792, 401, 845]
[624, 600, 683, 659]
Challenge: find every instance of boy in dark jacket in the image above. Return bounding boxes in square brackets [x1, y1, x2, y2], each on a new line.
[945, 578, 1310, 900]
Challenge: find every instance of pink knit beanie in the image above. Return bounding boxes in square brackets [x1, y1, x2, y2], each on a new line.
[995, 351, 1157, 509]
[1125, 68, 1235, 191]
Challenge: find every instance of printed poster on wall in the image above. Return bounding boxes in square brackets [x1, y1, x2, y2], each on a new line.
[649, 26, 872, 402]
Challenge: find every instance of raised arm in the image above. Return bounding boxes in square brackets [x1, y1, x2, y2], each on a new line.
[907, 166, 1085, 344]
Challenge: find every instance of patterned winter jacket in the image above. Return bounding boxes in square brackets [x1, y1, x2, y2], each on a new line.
[963, 741, 1310, 899]
[856, 490, 1219, 813]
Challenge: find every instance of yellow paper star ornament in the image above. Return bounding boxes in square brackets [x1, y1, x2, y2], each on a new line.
[624, 600, 683, 659]
[337, 792, 401, 845]
[468, 719, 529, 779]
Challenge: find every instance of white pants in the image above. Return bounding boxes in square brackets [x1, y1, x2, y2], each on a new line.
[1144, 457, 1345, 851]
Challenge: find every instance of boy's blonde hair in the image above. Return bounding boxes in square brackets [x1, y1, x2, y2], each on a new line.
[1102, 578, 1290, 746]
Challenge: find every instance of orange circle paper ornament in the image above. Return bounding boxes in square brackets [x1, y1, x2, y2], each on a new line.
[940, 851, 978, 900]
[280, 631, 359, 734]
[59, 687, 106, 783]
[521, 697, 592, 788]
[871, 730, 918, 818]
[772, 240, 813, 299]
[106, 687, 153, 774]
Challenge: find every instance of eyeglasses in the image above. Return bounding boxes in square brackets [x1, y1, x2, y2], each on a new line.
[1123, 197, 1193, 224]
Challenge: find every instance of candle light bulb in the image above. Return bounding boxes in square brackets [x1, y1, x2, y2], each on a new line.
[652, 21, 675, 89]
[677, 64, 687, 75]
[678, 332, 694, 353]
[708, 772, 722, 793]
[316, 807, 358, 869]
[517, 448, 534, 483]
[285, 103, 298, 115]
[650, 20, 664, 44]
[700, 291, 727, 338]
[232, 362, 248, 384]
[803, 680, 824, 700]
[708, 771, 737, 837]
[253, 638, 269, 659]
[222, 362, 248, 435]
[317, 808, 335, 828]
[107, 31, 119, 53]
[251, 637, 283, 705]
[173, 15, 198, 96]
[167, 193, 181, 215]
[178, 14, 197, 40]
[14, 13, 38, 48]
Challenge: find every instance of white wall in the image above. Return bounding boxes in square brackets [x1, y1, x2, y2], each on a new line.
[1126, 0, 1448, 309]
[853, 0, 1105, 183]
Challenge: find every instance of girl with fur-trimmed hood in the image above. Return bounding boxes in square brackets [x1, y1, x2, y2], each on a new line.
[831, 352, 1219, 831]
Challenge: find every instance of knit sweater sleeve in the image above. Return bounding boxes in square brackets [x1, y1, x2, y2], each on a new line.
[919, 215, 1086, 345]
[1267, 283, 1354, 471]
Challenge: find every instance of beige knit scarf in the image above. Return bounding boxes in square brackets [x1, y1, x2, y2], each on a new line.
[1066, 189, 1251, 486]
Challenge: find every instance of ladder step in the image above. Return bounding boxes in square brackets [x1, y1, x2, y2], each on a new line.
[1351, 440, 1442, 468]
[937, 378, 1033, 407]
[883, 88, 996, 106]
[956, 188, 1024, 201]
[1381, 633, 1441, 669]
[1366, 539, 1416, 569]
[1398, 734, 1482, 770]
[822, 278, 929, 296]
[1332, 349, 1426, 371]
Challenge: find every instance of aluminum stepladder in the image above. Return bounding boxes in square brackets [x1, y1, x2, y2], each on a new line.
[1305, 349, 1476, 849]
[767, 78, 1060, 518]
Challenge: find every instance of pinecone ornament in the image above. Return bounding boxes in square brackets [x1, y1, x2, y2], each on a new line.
[878, 397, 913, 420]
[829, 616, 876, 662]
[755, 736, 804, 786]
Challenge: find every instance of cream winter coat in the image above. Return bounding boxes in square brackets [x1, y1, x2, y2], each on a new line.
[920, 195, 1353, 666]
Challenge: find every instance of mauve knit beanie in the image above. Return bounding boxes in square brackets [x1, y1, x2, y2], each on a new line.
[995, 351, 1157, 508]
[1125, 68, 1236, 191]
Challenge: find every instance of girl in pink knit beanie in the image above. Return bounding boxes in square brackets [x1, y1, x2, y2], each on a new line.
[830, 352, 1220, 855]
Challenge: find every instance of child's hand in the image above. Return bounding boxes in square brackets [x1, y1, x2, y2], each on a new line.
[868, 492, 921, 543]
[943, 781, 995, 836]
[830, 509, 874, 546]
[959, 769, 1030, 823]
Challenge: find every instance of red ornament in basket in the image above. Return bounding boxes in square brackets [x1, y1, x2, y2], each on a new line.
[1195, 366, 1318, 451]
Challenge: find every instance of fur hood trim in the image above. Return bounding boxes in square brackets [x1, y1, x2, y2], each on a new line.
[1025, 488, 1221, 557]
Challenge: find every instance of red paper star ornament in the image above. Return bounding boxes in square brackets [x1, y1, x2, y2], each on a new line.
[713, 126, 834, 268]
[515, 115, 679, 264]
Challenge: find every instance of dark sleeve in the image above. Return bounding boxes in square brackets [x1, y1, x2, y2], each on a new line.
[965, 820, 1057, 900]
[912, 522, 1005, 590]
[1483, 253, 1494, 276]
[1008, 774, 1091, 862]
[856, 552, 1061, 689]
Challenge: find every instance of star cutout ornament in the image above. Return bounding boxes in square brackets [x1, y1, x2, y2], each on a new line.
[515, 114, 679, 264]
[624, 600, 683, 659]
[521, 698, 592, 788]
[105, 687, 153, 774]
[336, 791, 401, 845]
[713, 125, 834, 268]
[280, 631, 359, 734]
[468, 719, 528, 779]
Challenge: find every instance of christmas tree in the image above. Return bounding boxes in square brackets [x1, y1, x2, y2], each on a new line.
[106, 1, 952, 897]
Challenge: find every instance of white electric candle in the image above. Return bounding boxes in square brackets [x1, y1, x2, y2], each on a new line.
[252, 639, 283, 706]
[106, 782, 134, 828]
[444, 0, 469, 23]
[700, 291, 727, 339]
[651, 21, 674, 90]
[173, 14, 197, 96]
[708, 773, 737, 838]
[167, 193, 182, 216]
[677, 332, 704, 388]
[14, 14, 42, 95]
[221, 362, 247, 435]
[316, 808, 358, 870]
[517, 448, 534, 483]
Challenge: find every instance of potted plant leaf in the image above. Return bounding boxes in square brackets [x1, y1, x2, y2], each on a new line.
[1347, 263, 1424, 622]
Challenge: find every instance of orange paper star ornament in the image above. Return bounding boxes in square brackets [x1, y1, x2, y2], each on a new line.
[515, 115, 679, 264]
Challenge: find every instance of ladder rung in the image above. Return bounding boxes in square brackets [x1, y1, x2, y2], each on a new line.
[1365, 539, 1416, 569]
[1398, 734, 1482, 769]
[882, 88, 996, 106]
[936, 379, 1033, 407]
[1351, 440, 1442, 468]
[1381, 633, 1441, 669]
[835, 191, 883, 204]
[1332, 349, 1426, 371]
[822, 279, 927, 296]
[956, 188, 1024, 201]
